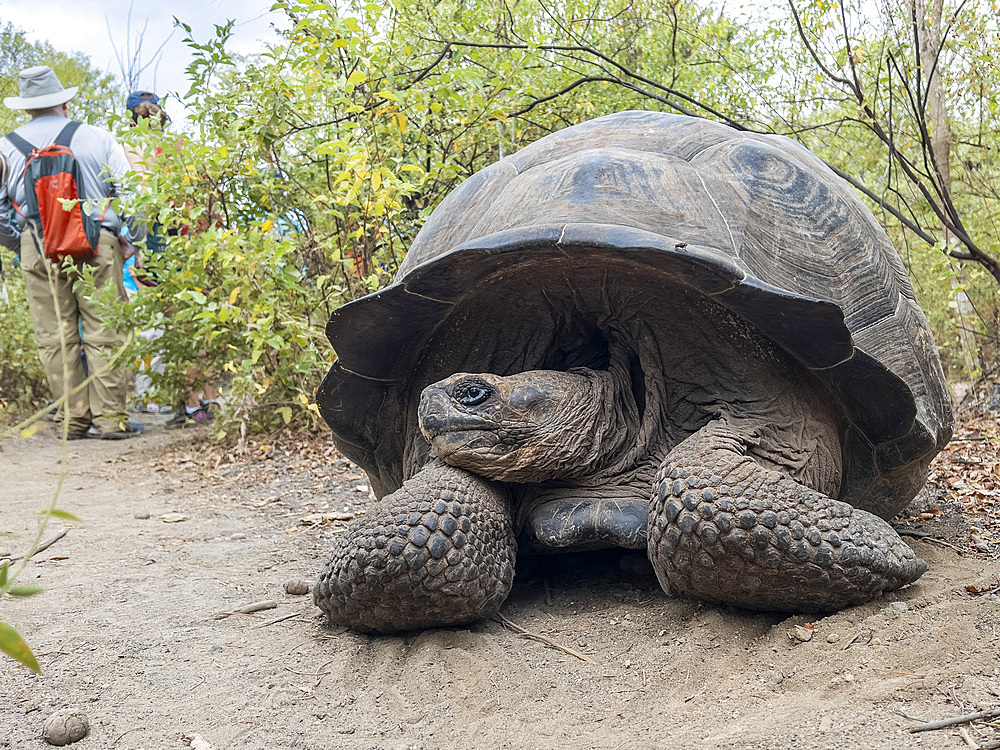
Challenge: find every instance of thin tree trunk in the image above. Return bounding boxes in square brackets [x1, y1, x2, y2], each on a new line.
[916, 0, 978, 379]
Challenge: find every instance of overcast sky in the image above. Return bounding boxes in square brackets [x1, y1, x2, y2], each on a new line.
[1, 0, 283, 123]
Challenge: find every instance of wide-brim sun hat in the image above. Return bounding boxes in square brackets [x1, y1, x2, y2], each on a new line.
[3, 65, 79, 109]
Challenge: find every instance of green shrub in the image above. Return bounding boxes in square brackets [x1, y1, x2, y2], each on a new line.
[0, 266, 47, 423]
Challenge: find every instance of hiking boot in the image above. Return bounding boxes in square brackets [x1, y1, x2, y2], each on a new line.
[97, 421, 144, 440]
[134, 401, 171, 414]
[64, 424, 98, 440]
[165, 404, 212, 430]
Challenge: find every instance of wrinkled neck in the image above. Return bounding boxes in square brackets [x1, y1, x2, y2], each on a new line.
[514, 360, 639, 482]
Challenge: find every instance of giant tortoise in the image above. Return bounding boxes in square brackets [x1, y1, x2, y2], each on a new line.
[314, 110, 953, 633]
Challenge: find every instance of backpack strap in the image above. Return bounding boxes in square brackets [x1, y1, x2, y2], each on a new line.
[5, 131, 33, 157]
[54, 121, 82, 147]
[4, 121, 81, 156]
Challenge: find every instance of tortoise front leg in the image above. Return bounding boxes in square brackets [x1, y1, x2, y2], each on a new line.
[648, 420, 926, 612]
[314, 460, 516, 633]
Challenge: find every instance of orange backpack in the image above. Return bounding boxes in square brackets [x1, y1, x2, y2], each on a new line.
[6, 121, 104, 261]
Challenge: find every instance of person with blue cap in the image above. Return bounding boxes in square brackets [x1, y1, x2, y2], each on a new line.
[0, 66, 143, 439]
[126, 91, 170, 128]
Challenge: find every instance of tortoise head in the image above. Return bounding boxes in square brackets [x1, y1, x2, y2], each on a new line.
[418, 369, 613, 483]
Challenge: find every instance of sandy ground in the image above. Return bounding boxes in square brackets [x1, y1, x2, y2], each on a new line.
[1, 418, 998, 750]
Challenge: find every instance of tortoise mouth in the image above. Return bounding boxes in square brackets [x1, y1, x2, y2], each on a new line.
[426, 430, 500, 457]
[419, 414, 497, 438]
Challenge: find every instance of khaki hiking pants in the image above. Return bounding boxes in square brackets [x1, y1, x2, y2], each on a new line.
[20, 225, 130, 434]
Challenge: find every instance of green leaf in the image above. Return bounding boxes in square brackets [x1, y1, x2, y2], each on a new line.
[7, 585, 43, 598]
[0, 561, 7, 588]
[0, 622, 41, 673]
[43, 509, 82, 523]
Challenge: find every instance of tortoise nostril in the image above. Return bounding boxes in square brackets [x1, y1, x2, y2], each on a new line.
[418, 390, 452, 434]
[420, 410, 448, 432]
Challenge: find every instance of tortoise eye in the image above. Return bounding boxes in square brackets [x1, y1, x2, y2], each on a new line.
[454, 381, 493, 407]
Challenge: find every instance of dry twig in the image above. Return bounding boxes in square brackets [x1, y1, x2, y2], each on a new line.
[909, 708, 1000, 733]
[496, 613, 599, 665]
[872, 668, 926, 678]
[257, 612, 300, 628]
[898, 529, 965, 552]
[111, 726, 145, 745]
[1, 529, 68, 562]
[213, 600, 278, 619]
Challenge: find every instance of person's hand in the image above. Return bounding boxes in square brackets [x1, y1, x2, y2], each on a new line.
[117, 234, 136, 260]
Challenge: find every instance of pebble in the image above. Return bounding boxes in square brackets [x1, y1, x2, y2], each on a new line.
[983, 593, 998, 602]
[791, 626, 813, 642]
[210, 644, 223, 654]
[890, 602, 909, 612]
[41, 708, 89, 746]
[284, 580, 312, 596]
[133, 511, 150, 520]
[826, 633, 840, 643]
[160, 512, 189, 523]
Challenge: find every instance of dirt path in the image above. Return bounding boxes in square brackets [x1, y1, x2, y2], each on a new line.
[1, 420, 998, 749]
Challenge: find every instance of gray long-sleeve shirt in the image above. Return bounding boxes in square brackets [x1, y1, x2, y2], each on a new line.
[0, 115, 133, 251]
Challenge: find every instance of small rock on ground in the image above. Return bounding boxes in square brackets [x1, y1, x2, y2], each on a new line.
[41, 708, 89, 746]
[284, 580, 312, 595]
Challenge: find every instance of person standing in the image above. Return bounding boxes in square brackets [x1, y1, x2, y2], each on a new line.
[0, 66, 142, 439]
[122, 90, 220, 428]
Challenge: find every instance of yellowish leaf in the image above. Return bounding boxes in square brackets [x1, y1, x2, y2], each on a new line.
[0, 622, 40, 673]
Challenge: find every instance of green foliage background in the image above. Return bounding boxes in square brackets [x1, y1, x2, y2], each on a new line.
[2, 0, 999, 433]
[99, 0, 776, 434]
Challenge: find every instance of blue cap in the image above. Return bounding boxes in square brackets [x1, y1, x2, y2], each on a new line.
[126, 91, 159, 109]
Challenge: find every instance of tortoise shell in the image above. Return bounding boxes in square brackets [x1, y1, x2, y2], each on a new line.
[317, 110, 952, 521]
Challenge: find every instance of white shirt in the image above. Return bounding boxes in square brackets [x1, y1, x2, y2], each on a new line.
[0, 115, 132, 251]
